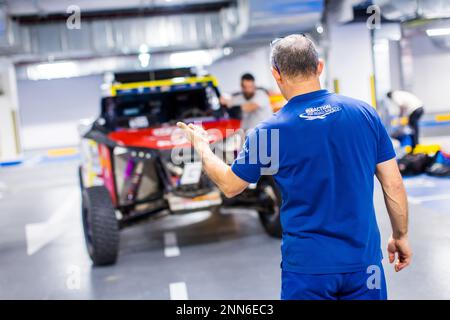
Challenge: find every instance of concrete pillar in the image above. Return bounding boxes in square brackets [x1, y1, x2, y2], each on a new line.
[372, 23, 403, 124]
[327, 22, 375, 106]
[0, 59, 22, 163]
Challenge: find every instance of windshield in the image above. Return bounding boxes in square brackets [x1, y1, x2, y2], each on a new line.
[106, 87, 220, 129]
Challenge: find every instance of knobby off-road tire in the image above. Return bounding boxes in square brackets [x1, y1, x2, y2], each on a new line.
[257, 177, 282, 238]
[82, 186, 119, 266]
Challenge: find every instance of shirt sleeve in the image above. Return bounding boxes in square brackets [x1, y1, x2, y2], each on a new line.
[254, 90, 271, 111]
[231, 126, 278, 183]
[376, 115, 396, 164]
[230, 94, 243, 108]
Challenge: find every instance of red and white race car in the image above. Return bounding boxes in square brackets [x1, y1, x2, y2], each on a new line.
[78, 74, 281, 265]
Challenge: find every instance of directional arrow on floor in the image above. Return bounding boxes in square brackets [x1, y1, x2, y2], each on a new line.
[25, 191, 78, 255]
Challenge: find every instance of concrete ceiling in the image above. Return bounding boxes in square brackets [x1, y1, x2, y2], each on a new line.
[231, 0, 323, 49]
[5, 0, 230, 16]
[7, 0, 326, 79]
[374, 0, 450, 21]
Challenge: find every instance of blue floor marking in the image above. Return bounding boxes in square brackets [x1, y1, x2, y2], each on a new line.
[0, 160, 23, 167]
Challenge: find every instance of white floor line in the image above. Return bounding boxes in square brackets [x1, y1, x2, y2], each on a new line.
[403, 178, 435, 188]
[421, 136, 450, 146]
[159, 210, 211, 230]
[25, 190, 78, 255]
[0, 181, 7, 199]
[169, 282, 188, 300]
[164, 231, 180, 258]
[408, 193, 450, 205]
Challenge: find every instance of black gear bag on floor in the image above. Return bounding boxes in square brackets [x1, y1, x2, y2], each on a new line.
[398, 153, 435, 176]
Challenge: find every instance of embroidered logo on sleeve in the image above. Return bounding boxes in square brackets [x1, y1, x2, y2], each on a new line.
[299, 104, 342, 120]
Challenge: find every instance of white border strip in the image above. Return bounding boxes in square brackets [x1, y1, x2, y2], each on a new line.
[169, 282, 188, 300]
[164, 231, 180, 257]
[408, 193, 450, 205]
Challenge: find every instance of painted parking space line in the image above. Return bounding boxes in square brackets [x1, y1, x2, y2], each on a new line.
[164, 231, 180, 257]
[0, 182, 5, 200]
[403, 177, 436, 188]
[169, 282, 189, 300]
[408, 193, 450, 205]
[25, 191, 78, 255]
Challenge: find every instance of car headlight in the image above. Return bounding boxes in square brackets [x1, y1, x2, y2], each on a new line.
[113, 146, 155, 160]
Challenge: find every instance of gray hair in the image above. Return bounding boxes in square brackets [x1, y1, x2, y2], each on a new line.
[270, 34, 319, 79]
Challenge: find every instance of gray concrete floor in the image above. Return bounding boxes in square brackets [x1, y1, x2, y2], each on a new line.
[1, 147, 450, 299]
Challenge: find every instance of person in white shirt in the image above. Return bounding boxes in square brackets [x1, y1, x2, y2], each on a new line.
[220, 73, 273, 131]
[387, 90, 424, 149]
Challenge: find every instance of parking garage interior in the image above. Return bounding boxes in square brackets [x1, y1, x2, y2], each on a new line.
[1, 0, 450, 300]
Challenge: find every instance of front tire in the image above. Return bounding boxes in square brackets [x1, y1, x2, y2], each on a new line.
[82, 186, 119, 265]
[257, 177, 282, 238]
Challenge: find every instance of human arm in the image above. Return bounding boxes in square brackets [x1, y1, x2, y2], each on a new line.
[376, 158, 412, 272]
[391, 92, 409, 118]
[374, 109, 412, 272]
[241, 90, 272, 113]
[241, 102, 260, 113]
[176, 122, 249, 198]
[221, 94, 257, 111]
[220, 95, 232, 108]
[399, 105, 408, 118]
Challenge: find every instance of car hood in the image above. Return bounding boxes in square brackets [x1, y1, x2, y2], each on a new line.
[107, 118, 241, 150]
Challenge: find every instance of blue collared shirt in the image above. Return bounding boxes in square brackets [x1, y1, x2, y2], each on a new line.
[231, 90, 396, 274]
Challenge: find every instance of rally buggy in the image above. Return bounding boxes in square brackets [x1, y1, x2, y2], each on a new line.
[78, 74, 281, 265]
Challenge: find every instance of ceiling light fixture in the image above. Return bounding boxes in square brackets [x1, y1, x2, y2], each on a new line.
[27, 61, 79, 80]
[316, 24, 324, 34]
[139, 44, 149, 53]
[138, 52, 151, 68]
[223, 47, 233, 56]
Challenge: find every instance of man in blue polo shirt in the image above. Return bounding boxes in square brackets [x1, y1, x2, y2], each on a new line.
[177, 34, 412, 300]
